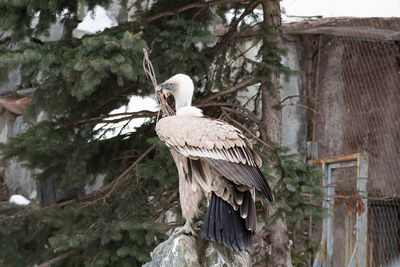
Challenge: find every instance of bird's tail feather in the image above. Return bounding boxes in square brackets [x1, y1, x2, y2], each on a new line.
[201, 192, 253, 251]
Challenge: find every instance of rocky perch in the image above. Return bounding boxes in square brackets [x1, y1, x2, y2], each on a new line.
[143, 233, 251, 267]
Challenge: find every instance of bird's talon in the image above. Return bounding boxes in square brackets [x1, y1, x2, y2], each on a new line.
[172, 220, 196, 237]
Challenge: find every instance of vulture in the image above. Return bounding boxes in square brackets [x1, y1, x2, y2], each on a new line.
[155, 74, 274, 251]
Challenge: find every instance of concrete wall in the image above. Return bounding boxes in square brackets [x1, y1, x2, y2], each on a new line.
[280, 35, 307, 161]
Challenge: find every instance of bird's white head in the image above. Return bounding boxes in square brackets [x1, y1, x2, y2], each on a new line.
[156, 73, 195, 112]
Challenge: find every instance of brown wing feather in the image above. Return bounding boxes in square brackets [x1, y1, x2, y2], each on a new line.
[156, 115, 274, 202]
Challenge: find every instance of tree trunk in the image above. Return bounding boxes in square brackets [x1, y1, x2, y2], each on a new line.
[260, 1, 293, 266]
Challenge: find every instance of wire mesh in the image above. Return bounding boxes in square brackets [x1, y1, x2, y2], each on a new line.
[309, 17, 400, 267]
[369, 200, 400, 266]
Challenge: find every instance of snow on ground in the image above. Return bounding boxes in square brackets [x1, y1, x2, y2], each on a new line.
[9, 195, 31, 206]
[94, 95, 159, 139]
[281, 0, 400, 21]
[77, 5, 118, 34]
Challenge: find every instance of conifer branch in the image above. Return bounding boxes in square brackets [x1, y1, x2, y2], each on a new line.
[142, 0, 247, 23]
[89, 145, 156, 205]
[0, 146, 156, 222]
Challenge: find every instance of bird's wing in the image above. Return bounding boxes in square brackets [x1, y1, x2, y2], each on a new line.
[156, 116, 273, 202]
[169, 149, 203, 220]
[170, 148, 257, 232]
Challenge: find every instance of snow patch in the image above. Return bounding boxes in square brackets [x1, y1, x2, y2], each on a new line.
[77, 5, 118, 34]
[9, 194, 31, 206]
[94, 95, 159, 139]
[225, 9, 263, 25]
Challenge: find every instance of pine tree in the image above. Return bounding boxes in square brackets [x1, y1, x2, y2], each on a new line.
[0, 1, 325, 266]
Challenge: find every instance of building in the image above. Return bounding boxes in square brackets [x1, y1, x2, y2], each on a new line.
[281, 17, 400, 267]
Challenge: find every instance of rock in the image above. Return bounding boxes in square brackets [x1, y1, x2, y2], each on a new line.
[204, 243, 251, 267]
[109, 1, 128, 23]
[143, 233, 251, 267]
[37, 175, 65, 207]
[85, 174, 105, 194]
[0, 112, 14, 143]
[0, 30, 12, 42]
[3, 116, 37, 200]
[0, 12, 65, 207]
[143, 234, 201, 267]
[110, 0, 148, 23]
[0, 68, 21, 94]
[16, 87, 37, 97]
[4, 160, 38, 199]
[36, 110, 48, 123]
[30, 12, 65, 42]
[0, 29, 18, 50]
[11, 116, 32, 137]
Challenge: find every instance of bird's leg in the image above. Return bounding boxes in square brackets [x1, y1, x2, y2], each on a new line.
[172, 219, 196, 236]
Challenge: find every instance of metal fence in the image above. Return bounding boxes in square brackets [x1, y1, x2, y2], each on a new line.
[306, 17, 400, 267]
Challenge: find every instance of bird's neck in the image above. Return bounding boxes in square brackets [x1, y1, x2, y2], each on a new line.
[175, 99, 192, 112]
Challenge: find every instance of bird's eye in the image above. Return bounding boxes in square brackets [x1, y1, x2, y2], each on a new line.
[163, 83, 176, 91]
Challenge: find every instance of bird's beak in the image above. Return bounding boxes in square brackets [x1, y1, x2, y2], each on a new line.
[155, 84, 163, 92]
[155, 83, 176, 94]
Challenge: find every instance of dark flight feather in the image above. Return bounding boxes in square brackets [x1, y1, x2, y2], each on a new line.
[202, 193, 253, 251]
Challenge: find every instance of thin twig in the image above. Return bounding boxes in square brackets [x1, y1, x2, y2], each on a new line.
[142, 48, 175, 117]
[99, 145, 156, 203]
[75, 110, 157, 126]
[0, 146, 156, 222]
[222, 110, 275, 149]
[228, 42, 259, 67]
[197, 79, 257, 103]
[117, 118, 133, 136]
[221, 106, 260, 125]
[196, 102, 261, 124]
[277, 94, 319, 105]
[142, 48, 158, 88]
[38, 247, 84, 267]
[281, 103, 318, 114]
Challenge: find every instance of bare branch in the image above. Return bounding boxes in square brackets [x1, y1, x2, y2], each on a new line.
[74, 110, 158, 126]
[38, 247, 84, 267]
[0, 146, 156, 222]
[196, 79, 258, 103]
[222, 110, 275, 149]
[281, 103, 318, 114]
[142, 0, 247, 24]
[196, 101, 261, 124]
[98, 145, 156, 203]
[276, 94, 319, 106]
[221, 106, 260, 125]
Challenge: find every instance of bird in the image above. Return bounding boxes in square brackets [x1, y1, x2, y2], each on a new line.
[155, 74, 274, 251]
